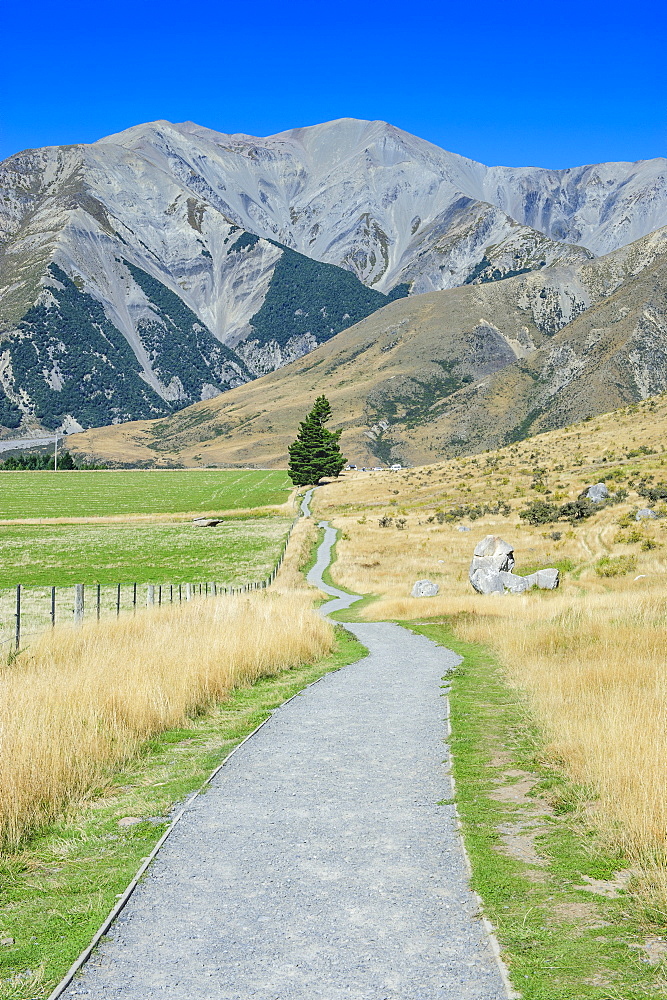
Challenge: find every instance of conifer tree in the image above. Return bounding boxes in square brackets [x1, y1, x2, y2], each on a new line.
[288, 396, 346, 486]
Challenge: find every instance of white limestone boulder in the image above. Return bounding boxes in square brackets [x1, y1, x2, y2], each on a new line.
[585, 483, 610, 502]
[469, 535, 559, 594]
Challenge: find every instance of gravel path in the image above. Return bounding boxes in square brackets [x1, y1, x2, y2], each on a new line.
[61, 511, 508, 999]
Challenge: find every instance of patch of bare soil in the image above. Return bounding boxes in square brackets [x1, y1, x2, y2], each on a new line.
[578, 870, 634, 898]
[496, 819, 549, 866]
[489, 770, 540, 805]
[629, 935, 667, 965]
[550, 900, 610, 929]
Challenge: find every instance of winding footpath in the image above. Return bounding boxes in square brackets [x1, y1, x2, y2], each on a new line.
[60, 495, 509, 999]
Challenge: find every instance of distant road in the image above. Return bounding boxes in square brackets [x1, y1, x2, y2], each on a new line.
[0, 436, 56, 454]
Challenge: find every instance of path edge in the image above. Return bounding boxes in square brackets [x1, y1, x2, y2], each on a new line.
[444, 694, 521, 1000]
[45, 670, 337, 1000]
[309, 514, 520, 1000]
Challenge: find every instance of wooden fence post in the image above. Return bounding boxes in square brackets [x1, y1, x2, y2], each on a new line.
[51, 586, 56, 628]
[15, 585, 21, 649]
[96, 583, 101, 620]
[74, 584, 84, 625]
[116, 584, 121, 616]
[147, 584, 155, 606]
[158, 585, 162, 605]
[133, 583, 137, 612]
[185, 583, 192, 601]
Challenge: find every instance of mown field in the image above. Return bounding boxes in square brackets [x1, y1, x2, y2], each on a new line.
[0, 469, 291, 519]
[0, 517, 295, 647]
[0, 519, 293, 588]
[0, 470, 296, 644]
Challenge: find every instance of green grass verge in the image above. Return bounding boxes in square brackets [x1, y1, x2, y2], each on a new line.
[0, 469, 291, 520]
[405, 619, 665, 999]
[0, 625, 366, 999]
[0, 517, 292, 587]
[310, 528, 381, 622]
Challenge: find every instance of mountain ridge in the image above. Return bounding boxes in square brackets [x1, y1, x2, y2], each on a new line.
[2, 116, 667, 442]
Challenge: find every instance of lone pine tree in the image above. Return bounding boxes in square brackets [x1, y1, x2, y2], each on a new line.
[288, 396, 346, 487]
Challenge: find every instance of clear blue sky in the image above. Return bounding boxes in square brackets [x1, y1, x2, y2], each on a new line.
[1, 0, 665, 168]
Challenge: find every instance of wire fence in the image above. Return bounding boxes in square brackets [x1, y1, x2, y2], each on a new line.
[2, 516, 299, 652]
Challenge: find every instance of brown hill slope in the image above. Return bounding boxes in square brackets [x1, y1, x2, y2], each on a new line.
[68, 229, 667, 468]
[416, 250, 667, 456]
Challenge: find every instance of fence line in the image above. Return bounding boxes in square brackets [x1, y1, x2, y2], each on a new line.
[4, 514, 300, 652]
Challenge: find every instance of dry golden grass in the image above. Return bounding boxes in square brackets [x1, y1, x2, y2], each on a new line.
[0, 588, 332, 848]
[315, 405, 667, 874]
[273, 515, 320, 593]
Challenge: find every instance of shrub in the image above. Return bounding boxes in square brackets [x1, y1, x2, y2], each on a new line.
[617, 508, 639, 528]
[638, 482, 667, 503]
[595, 555, 637, 577]
[559, 497, 598, 522]
[519, 500, 560, 525]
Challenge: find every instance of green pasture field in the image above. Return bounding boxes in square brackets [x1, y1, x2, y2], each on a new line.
[0, 518, 292, 588]
[0, 517, 293, 644]
[0, 469, 292, 520]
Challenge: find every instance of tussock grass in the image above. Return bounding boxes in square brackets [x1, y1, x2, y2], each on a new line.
[325, 515, 667, 859]
[0, 589, 332, 848]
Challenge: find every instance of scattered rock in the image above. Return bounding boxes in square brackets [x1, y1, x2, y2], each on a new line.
[118, 816, 143, 828]
[469, 535, 515, 594]
[1, 938, 14, 946]
[636, 508, 658, 520]
[470, 568, 506, 594]
[585, 482, 610, 502]
[469, 535, 559, 594]
[498, 571, 531, 594]
[524, 568, 560, 590]
[456, 525, 471, 532]
[631, 935, 667, 965]
[192, 517, 223, 527]
[411, 579, 439, 598]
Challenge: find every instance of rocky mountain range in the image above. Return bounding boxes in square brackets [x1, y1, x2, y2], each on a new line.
[1, 116, 667, 443]
[68, 224, 667, 468]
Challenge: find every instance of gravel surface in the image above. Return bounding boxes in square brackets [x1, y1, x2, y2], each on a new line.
[62, 513, 508, 999]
